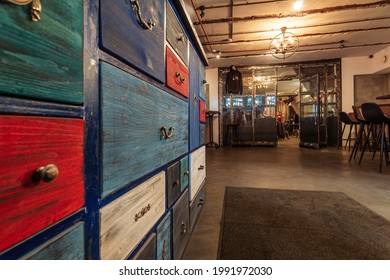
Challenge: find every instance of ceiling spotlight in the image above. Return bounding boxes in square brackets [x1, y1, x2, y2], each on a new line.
[216, 51, 221, 59]
[339, 40, 345, 49]
[293, 0, 303, 11]
[199, 5, 205, 18]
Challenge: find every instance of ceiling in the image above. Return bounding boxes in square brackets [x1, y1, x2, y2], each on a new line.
[182, 0, 390, 68]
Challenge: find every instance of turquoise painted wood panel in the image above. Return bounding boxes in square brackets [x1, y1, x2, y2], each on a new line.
[199, 62, 206, 101]
[22, 223, 84, 260]
[101, 62, 188, 197]
[156, 213, 172, 260]
[189, 44, 200, 151]
[180, 156, 189, 192]
[0, 1, 83, 104]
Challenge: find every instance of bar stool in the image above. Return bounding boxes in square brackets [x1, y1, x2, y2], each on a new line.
[359, 102, 390, 172]
[349, 105, 369, 163]
[338, 112, 358, 150]
[224, 112, 242, 146]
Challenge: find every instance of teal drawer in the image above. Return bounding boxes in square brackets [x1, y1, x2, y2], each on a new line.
[21, 223, 84, 260]
[101, 62, 188, 197]
[157, 213, 172, 260]
[0, 1, 83, 104]
[180, 156, 189, 192]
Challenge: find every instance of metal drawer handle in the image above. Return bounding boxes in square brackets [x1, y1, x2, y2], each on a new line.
[177, 33, 184, 42]
[33, 164, 59, 183]
[175, 72, 186, 84]
[181, 222, 187, 235]
[173, 179, 179, 188]
[198, 165, 205, 170]
[4, 0, 42, 22]
[198, 198, 204, 206]
[134, 203, 151, 222]
[184, 171, 189, 177]
[201, 79, 207, 85]
[130, 0, 156, 30]
[160, 126, 174, 139]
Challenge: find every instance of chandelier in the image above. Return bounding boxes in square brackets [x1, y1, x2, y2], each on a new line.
[269, 27, 299, 59]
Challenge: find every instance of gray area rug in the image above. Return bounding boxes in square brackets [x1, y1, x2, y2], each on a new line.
[218, 187, 390, 260]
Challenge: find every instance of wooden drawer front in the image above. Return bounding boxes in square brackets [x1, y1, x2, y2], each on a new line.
[0, 116, 85, 252]
[166, 3, 188, 64]
[132, 233, 156, 260]
[180, 156, 189, 192]
[167, 161, 181, 208]
[190, 182, 205, 234]
[190, 146, 206, 201]
[100, 172, 165, 260]
[0, 1, 83, 104]
[100, 0, 165, 82]
[166, 47, 189, 98]
[172, 189, 190, 260]
[101, 62, 188, 197]
[22, 223, 85, 260]
[199, 100, 206, 123]
[189, 45, 200, 151]
[157, 213, 171, 260]
[200, 124, 206, 146]
[199, 64, 206, 100]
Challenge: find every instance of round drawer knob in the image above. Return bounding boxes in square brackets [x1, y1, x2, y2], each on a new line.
[34, 164, 59, 183]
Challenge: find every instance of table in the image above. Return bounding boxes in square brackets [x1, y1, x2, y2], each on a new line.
[206, 111, 220, 148]
[376, 94, 390, 100]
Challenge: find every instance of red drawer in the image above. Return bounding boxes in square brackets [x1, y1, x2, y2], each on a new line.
[0, 116, 85, 252]
[199, 100, 206, 123]
[166, 47, 189, 98]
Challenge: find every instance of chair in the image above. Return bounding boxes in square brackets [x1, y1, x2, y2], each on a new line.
[338, 112, 359, 150]
[349, 105, 369, 163]
[359, 103, 390, 172]
[224, 111, 242, 145]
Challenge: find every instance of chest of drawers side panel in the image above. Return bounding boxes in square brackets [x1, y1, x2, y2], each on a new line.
[101, 62, 188, 197]
[0, 1, 83, 104]
[100, 172, 166, 260]
[0, 116, 85, 252]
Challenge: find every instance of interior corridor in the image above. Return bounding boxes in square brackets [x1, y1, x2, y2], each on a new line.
[182, 138, 390, 259]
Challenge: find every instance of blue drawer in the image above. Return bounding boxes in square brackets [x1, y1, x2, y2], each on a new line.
[100, 0, 165, 82]
[156, 213, 172, 260]
[21, 223, 84, 260]
[180, 156, 189, 192]
[100, 62, 188, 197]
[199, 63, 206, 100]
[0, 1, 83, 104]
[189, 45, 200, 151]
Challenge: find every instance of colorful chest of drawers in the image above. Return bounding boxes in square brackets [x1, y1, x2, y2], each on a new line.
[190, 146, 206, 201]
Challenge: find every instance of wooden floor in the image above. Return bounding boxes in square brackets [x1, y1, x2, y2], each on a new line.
[182, 137, 390, 259]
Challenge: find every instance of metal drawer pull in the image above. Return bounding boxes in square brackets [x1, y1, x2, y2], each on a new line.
[175, 72, 186, 84]
[173, 179, 179, 188]
[33, 164, 59, 183]
[184, 171, 189, 176]
[4, 0, 42, 22]
[198, 165, 205, 170]
[134, 203, 151, 222]
[160, 126, 174, 139]
[198, 198, 204, 206]
[177, 33, 184, 42]
[130, 0, 156, 30]
[201, 79, 207, 85]
[181, 222, 187, 235]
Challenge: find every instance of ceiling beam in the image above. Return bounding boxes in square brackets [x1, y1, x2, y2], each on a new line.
[195, 0, 287, 10]
[202, 26, 390, 46]
[197, 16, 390, 38]
[194, 0, 390, 25]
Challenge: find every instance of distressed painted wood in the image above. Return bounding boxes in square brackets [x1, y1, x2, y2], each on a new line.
[100, 0, 165, 82]
[0, 115, 85, 252]
[199, 100, 206, 123]
[156, 213, 172, 260]
[200, 124, 206, 146]
[180, 156, 189, 192]
[100, 172, 165, 260]
[131, 233, 156, 260]
[190, 182, 205, 234]
[21, 223, 84, 260]
[167, 161, 181, 208]
[0, 1, 83, 104]
[189, 44, 200, 151]
[199, 62, 206, 100]
[190, 146, 206, 201]
[172, 189, 190, 260]
[101, 62, 188, 197]
[166, 3, 188, 65]
[166, 47, 189, 98]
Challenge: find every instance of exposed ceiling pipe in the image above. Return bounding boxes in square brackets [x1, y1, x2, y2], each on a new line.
[195, 0, 287, 10]
[202, 26, 390, 46]
[207, 41, 390, 60]
[190, 0, 213, 53]
[194, 0, 390, 25]
[198, 16, 390, 38]
[228, 0, 233, 42]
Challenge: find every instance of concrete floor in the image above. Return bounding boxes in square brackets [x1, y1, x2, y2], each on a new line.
[182, 137, 390, 259]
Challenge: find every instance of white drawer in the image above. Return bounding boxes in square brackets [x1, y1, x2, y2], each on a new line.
[100, 172, 166, 260]
[190, 146, 206, 201]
